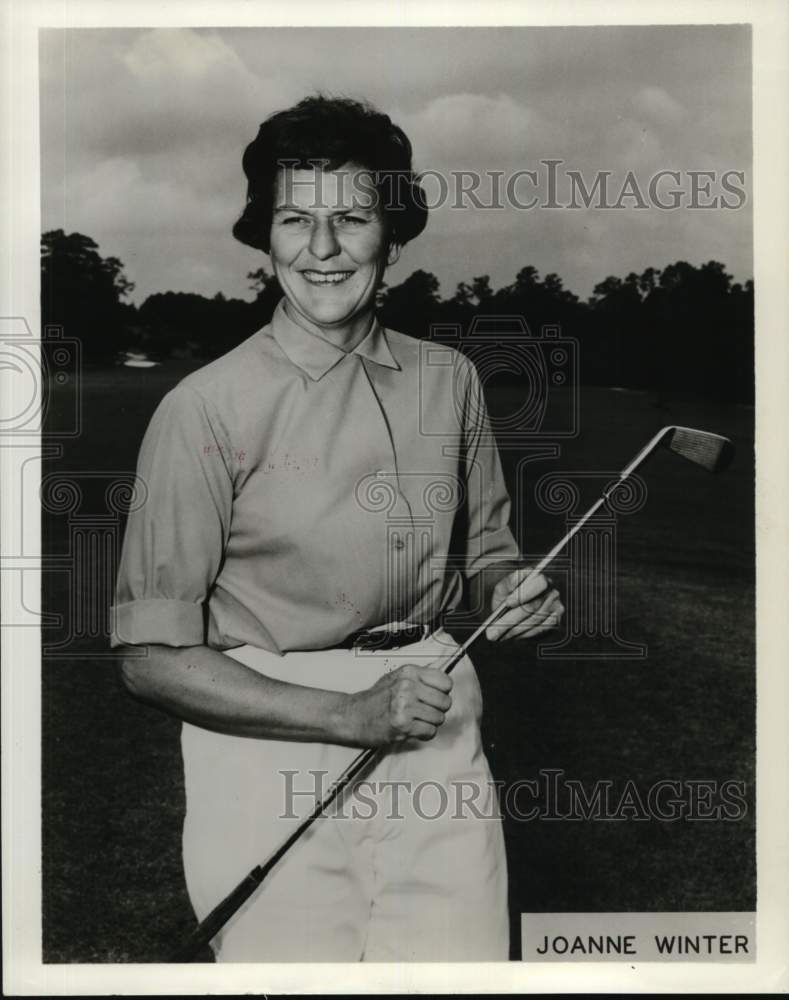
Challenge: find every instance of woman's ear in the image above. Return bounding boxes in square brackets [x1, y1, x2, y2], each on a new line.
[387, 243, 402, 266]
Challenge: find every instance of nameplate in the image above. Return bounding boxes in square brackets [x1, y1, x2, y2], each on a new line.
[521, 912, 756, 962]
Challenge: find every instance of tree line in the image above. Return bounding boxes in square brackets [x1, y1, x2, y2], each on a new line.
[41, 229, 754, 402]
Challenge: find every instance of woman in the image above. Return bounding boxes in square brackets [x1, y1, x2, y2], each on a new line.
[112, 96, 563, 963]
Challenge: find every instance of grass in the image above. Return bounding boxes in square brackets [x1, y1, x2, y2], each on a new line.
[42, 366, 754, 962]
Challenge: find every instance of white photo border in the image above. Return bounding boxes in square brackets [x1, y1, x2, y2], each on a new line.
[2, 0, 787, 994]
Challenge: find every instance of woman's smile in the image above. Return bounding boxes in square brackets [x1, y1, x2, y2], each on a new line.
[299, 269, 356, 286]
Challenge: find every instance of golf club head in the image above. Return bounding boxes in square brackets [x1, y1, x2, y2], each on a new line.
[662, 426, 734, 474]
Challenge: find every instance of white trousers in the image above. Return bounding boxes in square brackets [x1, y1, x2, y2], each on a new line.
[181, 629, 509, 962]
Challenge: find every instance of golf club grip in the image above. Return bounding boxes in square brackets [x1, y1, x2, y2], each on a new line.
[170, 866, 267, 962]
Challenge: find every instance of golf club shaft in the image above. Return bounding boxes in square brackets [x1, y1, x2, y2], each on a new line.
[170, 471, 639, 962]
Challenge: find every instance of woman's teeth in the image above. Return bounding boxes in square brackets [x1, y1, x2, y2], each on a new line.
[302, 271, 354, 285]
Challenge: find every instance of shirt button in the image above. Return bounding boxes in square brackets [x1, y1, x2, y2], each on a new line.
[393, 537, 406, 550]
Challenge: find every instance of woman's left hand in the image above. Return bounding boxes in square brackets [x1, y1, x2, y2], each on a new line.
[485, 566, 564, 642]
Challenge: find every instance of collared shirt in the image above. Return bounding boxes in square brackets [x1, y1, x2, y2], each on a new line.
[110, 298, 520, 654]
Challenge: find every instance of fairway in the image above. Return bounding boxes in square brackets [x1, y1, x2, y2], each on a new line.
[42, 365, 755, 963]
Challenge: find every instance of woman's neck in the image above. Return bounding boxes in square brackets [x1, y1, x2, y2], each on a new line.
[282, 299, 375, 353]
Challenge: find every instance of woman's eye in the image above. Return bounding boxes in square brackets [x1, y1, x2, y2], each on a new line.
[281, 216, 309, 226]
[337, 215, 366, 226]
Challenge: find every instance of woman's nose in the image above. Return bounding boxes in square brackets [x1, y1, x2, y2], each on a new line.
[308, 219, 341, 260]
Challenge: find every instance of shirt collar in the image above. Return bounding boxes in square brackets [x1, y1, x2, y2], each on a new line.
[269, 298, 400, 382]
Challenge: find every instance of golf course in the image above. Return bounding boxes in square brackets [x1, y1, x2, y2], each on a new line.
[42, 362, 755, 962]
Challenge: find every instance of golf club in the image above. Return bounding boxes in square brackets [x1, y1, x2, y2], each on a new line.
[170, 424, 733, 962]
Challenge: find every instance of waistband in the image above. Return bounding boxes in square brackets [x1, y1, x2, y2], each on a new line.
[224, 627, 465, 694]
[334, 615, 444, 651]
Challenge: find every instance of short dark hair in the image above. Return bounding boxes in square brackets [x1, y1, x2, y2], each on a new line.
[232, 95, 429, 254]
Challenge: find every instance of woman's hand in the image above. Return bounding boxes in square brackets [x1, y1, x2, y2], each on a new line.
[485, 566, 564, 642]
[343, 662, 453, 747]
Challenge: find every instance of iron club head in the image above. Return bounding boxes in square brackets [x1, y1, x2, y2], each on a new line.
[661, 426, 735, 474]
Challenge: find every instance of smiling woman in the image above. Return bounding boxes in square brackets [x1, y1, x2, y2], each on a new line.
[231, 98, 429, 349]
[112, 94, 563, 964]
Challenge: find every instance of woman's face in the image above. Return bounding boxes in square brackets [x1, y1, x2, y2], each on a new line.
[269, 163, 388, 345]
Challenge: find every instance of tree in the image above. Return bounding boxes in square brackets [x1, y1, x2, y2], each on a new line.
[248, 267, 276, 297]
[470, 275, 494, 306]
[494, 265, 585, 345]
[41, 225, 752, 401]
[377, 269, 441, 338]
[450, 281, 474, 307]
[41, 230, 137, 361]
[247, 267, 283, 330]
[584, 260, 753, 400]
[139, 290, 255, 359]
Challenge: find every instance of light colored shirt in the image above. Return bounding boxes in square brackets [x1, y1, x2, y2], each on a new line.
[110, 298, 520, 654]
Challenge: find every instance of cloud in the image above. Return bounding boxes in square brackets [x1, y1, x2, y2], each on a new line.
[122, 27, 246, 80]
[39, 25, 753, 307]
[116, 29, 270, 143]
[632, 86, 687, 125]
[605, 117, 667, 172]
[40, 28, 276, 172]
[41, 28, 267, 272]
[398, 92, 558, 172]
[66, 156, 232, 234]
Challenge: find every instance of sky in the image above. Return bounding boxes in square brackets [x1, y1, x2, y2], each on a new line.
[39, 25, 752, 306]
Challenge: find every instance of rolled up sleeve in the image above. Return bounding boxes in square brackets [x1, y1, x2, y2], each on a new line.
[460, 358, 521, 580]
[110, 384, 233, 648]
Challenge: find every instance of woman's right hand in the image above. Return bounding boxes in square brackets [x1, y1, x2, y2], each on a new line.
[343, 662, 453, 747]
